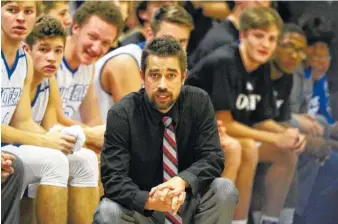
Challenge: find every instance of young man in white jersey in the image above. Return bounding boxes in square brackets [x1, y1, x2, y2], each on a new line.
[1, 2, 98, 224]
[26, 15, 101, 224]
[54, 1, 123, 128]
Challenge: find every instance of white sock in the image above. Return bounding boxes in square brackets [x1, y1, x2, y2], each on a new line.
[279, 208, 295, 224]
[252, 211, 262, 224]
[232, 220, 248, 224]
[260, 214, 279, 224]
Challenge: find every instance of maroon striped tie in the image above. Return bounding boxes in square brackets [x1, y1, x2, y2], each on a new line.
[162, 116, 183, 224]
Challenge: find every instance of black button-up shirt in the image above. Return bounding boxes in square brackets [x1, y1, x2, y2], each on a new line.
[101, 86, 224, 215]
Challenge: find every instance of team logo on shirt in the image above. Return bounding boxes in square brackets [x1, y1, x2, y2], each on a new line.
[235, 94, 262, 111]
[273, 90, 284, 109]
[59, 84, 90, 102]
[1, 87, 22, 107]
[246, 82, 254, 91]
[308, 96, 320, 116]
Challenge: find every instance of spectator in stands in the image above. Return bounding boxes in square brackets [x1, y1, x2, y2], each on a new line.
[269, 23, 336, 224]
[188, 0, 271, 69]
[301, 16, 337, 132]
[183, 1, 231, 56]
[1, 152, 24, 224]
[120, 1, 176, 46]
[290, 16, 338, 145]
[287, 15, 338, 224]
[186, 7, 306, 224]
[42, 1, 72, 30]
[270, 23, 335, 157]
[94, 36, 238, 224]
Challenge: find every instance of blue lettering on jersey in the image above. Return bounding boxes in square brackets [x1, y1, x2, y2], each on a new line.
[1, 87, 22, 107]
[63, 105, 75, 118]
[59, 84, 90, 102]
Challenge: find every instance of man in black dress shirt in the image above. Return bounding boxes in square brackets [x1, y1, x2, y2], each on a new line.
[93, 37, 238, 224]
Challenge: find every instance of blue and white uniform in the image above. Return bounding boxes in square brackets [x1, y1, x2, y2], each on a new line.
[56, 57, 93, 119]
[1, 47, 27, 125]
[31, 79, 50, 124]
[94, 44, 142, 121]
[1, 48, 98, 197]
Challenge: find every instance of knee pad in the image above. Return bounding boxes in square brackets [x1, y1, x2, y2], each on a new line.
[68, 148, 99, 187]
[39, 149, 69, 187]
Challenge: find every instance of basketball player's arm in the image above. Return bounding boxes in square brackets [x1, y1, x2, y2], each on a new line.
[2, 55, 52, 146]
[49, 77, 104, 148]
[51, 77, 85, 127]
[104, 55, 142, 102]
[79, 66, 103, 126]
[40, 78, 60, 130]
[216, 111, 280, 145]
[8, 54, 46, 134]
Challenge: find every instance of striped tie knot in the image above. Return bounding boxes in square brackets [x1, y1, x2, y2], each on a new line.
[162, 116, 173, 128]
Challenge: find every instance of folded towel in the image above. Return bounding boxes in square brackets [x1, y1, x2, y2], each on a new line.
[50, 125, 86, 152]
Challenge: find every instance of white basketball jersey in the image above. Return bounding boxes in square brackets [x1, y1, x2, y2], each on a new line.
[31, 79, 50, 124]
[1, 47, 27, 125]
[56, 57, 93, 119]
[94, 44, 142, 122]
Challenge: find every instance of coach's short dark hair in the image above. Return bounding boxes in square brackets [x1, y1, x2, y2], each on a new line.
[26, 15, 67, 48]
[72, 1, 124, 40]
[141, 37, 187, 75]
[299, 15, 334, 46]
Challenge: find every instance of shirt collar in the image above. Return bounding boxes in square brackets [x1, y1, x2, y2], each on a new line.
[141, 88, 180, 127]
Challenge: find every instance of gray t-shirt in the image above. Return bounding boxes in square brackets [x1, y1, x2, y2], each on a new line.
[289, 65, 313, 114]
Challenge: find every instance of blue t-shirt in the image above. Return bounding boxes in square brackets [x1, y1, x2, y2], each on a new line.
[306, 68, 335, 124]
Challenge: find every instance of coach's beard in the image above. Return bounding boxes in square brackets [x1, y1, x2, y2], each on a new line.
[150, 90, 175, 112]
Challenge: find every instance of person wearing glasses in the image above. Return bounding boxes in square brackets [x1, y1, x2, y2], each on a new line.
[268, 23, 337, 224]
[186, 7, 306, 224]
[284, 16, 338, 224]
[290, 16, 338, 142]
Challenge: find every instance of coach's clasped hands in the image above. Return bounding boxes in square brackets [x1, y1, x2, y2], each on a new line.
[145, 176, 188, 215]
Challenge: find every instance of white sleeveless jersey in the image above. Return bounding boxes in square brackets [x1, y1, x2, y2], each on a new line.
[56, 57, 93, 119]
[94, 44, 142, 122]
[31, 79, 50, 124]
[1, 47, 27, 125]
